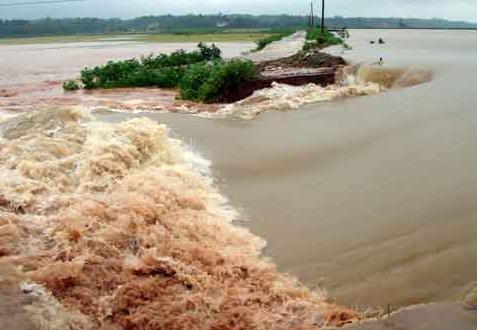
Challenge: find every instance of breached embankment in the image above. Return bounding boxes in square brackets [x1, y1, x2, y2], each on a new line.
[0, 36, 431, 121]
[201, 62, 431, 120]
[0, 108, 360, 329]
[195, 42, 432, 119]
[218, 49, 347, 103]
[207, 81, 381, 120]
[0, 62, 430, 121]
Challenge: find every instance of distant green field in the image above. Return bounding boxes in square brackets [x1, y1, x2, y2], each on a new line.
[0, 34, 112, 45]
[140, 32, 273, 43]
[0, 32, 274, 45]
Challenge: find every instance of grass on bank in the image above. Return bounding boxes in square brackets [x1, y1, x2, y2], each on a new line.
[0, 34, 119, 45]
[141, 32, 274, 43]
[303, 27, 342, 50]
[65, 42, 259, 103]
[253, 29, 295, 52]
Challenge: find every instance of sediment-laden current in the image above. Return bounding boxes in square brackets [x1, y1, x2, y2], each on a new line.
[0, 108, 358, 329]
[1, 29, 477, 329]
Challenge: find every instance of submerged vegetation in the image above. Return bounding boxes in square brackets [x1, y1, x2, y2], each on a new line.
[303, 28, 342, 51]
[69, 42, 258, 103]
[62, 80, 80, 91]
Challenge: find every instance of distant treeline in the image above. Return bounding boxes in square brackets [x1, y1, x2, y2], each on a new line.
[1, 15, 477, 38]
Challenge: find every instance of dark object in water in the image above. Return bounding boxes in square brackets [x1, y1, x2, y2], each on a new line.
[378, 38, 386, 44]
[370, 40, 375, 44]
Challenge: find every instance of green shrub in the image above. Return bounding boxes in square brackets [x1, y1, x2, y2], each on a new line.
[179, 59, 259, 103]
[178, 63, 212, 100]
[80, 67, 102, 89]
[78, 43, 221, 89]
[72, 43, 256, 103]
[199, 59, 259, 102]
[62, 80, 80, 91]
[306, 28, 342, 47]
[197, 42, 221, 61]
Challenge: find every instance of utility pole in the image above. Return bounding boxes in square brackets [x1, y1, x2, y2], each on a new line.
[321, 0, 325, 32]
[310, 1, 314, 28]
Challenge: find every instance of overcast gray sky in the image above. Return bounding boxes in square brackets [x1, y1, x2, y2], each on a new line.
[0, 0, 476, 22]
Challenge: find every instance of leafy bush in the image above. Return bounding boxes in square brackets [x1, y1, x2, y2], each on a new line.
[69, 42, 257, 103]
[179, 59, 259, 103]
[178, 63, 212, 100]
[197, 42, 221, 61]
[198, 59, 259, 102]
[306, 28, 342, 47]
[78, 43, 221, 89]
[62, 80, 80, 91]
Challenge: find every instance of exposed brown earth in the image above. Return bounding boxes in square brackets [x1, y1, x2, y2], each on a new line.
[258, 48, 346, 71]
[219, 47, 346, 103]
[218, 67, 337, 103]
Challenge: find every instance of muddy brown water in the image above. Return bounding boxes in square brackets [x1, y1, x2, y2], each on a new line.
[0, 40, 252, 113]
[96, 29, 477, 310]
[1, 30, 477, 316]
[0, 41, 252, 85]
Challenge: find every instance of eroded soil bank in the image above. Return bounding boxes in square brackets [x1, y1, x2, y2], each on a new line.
[220, 49, 346, 103]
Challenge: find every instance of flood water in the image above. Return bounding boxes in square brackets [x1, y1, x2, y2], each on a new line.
[0, 40, 252, 113]
[0, 40, 252, 85]
[1, 29, 477, 313]
[97, 29, 477, 309]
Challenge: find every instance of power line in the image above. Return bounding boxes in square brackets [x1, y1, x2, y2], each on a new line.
[0, 0, 86, 7]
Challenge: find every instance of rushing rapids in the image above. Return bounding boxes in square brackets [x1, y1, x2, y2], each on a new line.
[0, 108, 359, 329]
[212, 80, 381, 120]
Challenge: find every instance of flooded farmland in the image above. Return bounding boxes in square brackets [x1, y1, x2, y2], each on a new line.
[1, 29, 477, 329]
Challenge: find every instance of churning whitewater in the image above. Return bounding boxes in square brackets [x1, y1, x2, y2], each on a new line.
[0, 108, 358, 329]
[199, 64, 429, 120]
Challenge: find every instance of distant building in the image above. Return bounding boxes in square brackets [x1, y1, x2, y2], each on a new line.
[217, 15, 230, 28]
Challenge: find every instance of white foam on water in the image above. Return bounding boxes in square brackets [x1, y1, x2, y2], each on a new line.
[0, 108, 357, 329]
[203, 80, 381, 120]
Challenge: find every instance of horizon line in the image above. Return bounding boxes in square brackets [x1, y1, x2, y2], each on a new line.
[0, 14, 476, 24]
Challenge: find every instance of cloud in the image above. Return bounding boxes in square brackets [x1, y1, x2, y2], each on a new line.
[0, 0, 475, 22]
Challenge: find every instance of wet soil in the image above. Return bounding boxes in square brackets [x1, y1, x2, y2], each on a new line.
[219, 47, 346, 103]
[259, 48, 346, 71]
